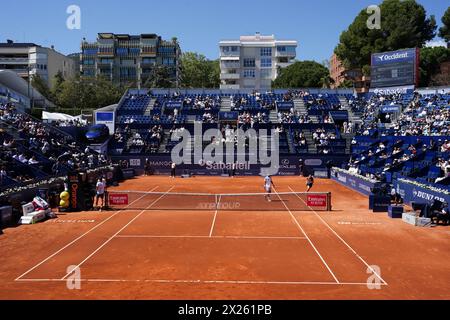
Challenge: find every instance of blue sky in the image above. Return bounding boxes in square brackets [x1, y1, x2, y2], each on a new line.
[0, 0, 448, 62]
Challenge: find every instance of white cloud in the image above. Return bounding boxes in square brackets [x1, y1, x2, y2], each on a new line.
[425, 40, 447, 48]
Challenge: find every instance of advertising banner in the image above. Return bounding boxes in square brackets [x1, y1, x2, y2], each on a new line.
[113, 155, 348, 176]
[380, 105, 401, 113]
[371, 48, 419, 88]
[331, 169, 380, 196]
[394, 179, 450, 206]
[218, 112, 239, 121]
[276, 101, 294, 110]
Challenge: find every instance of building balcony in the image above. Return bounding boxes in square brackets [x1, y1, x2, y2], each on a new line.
[97, 52, 114, 57]
[220, 73, 240, 80]
[220, 55, 240, 61]
[220, 84, 240, 90]
[221, 62, 241, 69]
[275, 51, 296, 58]
[276, 61, 293, 69]
[15, 69, 30, 77]
[97, 61, 113, 67]
[0, 57, 28, 64]
[141, 51, 157, 57]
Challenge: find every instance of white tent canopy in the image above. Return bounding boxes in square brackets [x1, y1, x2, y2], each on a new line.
[42, 111, 86, 123]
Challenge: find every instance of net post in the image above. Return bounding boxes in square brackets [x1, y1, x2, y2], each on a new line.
[327, 192, 332, 211]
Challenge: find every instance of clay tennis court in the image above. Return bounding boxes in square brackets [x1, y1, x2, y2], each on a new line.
[0, 176, 449, 300]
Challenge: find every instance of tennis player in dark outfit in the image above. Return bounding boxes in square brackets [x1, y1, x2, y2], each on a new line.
[306, 175, 314, 192]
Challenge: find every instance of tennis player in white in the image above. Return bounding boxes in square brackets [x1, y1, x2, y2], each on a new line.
[264, 175, 275, 202]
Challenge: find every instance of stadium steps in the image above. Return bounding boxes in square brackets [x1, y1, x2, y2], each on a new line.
[158, 130, 171, 153]
[310, 116, 320, 124]
[144, 98, 156, 116]
[341, 133, 355, 154]
[286, 132, 296, 154]
[294, 99, 308, 115]
[338, 96, 363, 125]
[269, 110, 279, 123]
[303, 131, 317, 153]
[221, 98, 232, 111]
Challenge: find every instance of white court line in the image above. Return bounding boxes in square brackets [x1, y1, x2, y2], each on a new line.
[14, 278, 387, 286]
[208, 195, 221, 237]
[60, 186, 175, 281]
[115, 235, 307, 240]
[272, 186, 340, 284]
[288, 186, 388, 285]
[15, 186, 159, 281]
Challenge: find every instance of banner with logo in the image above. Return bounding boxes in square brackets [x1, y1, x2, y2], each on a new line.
[371, 48, 417, 66]
[380, 105, 401, 113]
[276, 101, 294, 111]
[331, 169, 381, 196]
[112, 155, 348, 176]
[371, 48, 419, 88]
[329, 111, 348, 121]
[394, 179, 450, 206]
[218, 112, 239, 121]
[164, 101, 183, 108]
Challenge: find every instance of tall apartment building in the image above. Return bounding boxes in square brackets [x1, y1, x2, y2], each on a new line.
[219, 33, 297, 90]
[330, 53, 370, 93]
[0, 40, 76, 88]
[330, 53, 346, 89]
[80, 33, 181, 87]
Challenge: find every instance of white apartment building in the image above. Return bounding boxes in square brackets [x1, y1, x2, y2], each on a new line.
[0, 40, 76, 89]
[219, 33, 297, 90]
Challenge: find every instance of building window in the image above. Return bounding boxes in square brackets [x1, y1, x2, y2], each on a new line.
[83, 69, 95, 76]
[243, 69, 255, 78]
[158, 46, 176, 54]
[261, 69, 272, 78]
[83, 49, 97, 55]
[277, 46, 296, 54]
[222, 46, 239, 54]
[260, 47, 272, 56]
[116, 48, 128, 56]
[261, 58, 272, 68]
[100, 58, 113, 64]
[243, 58, 255, 68]
[130, 48, 140, 55]
[142, 58, 156, 65]
[163, 57, 175, 66]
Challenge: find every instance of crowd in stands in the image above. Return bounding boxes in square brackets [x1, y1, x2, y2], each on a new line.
[347, 136, 450, 184]
[313, 128, 337, 154]
[238, 112, 269, 126]
[52, 119, 86, 127]
[351, 91, 450, 137]
[182, 95, 221, 110]
[0, 102, 109, 190]
[293, 131, 308, 149]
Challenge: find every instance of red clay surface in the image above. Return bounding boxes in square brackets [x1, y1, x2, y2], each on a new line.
[0, 176, 449, 300]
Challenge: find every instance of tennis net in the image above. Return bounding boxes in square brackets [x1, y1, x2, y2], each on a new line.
[106, 191, 331, 212]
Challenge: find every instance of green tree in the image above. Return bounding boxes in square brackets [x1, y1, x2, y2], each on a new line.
[335, 0, 436, 74]
[51, 71, 66, 105]
[272, 61, 330, 88]
[143, 65, 176, 88]
[31, 74, 52, 101]
[320, 75, 335, 89]
[208, 59, 220, 88]
[94, 76, 123, 108]
[180, 52, 220, 88]
[419, 46, 450, 86]
[56, 76, 122, 110]
[439, 6, 450, 44]
[338, 79, 354, 89]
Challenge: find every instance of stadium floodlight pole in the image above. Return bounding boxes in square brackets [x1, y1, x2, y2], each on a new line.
[27, 64, 31, 108]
